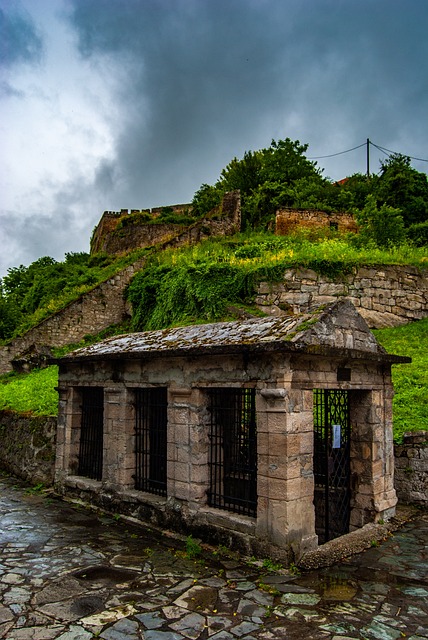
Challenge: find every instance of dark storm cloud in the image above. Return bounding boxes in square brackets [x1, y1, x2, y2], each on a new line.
[0, 6, 43, 68]
[66, 0, 428, 206]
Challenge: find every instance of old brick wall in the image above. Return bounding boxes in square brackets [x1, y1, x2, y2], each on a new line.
[256, 265, 428, 328]
[276, 208, 358, 235]
[0, 411, 57, 485]
[394, 431, 428, 506]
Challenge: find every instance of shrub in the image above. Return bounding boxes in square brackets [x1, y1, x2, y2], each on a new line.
[407, 221, 428, 247]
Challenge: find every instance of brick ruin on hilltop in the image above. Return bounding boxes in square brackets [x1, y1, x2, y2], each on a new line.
[276, 208, 358, 235]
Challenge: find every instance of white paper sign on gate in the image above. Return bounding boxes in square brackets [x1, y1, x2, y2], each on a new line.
[332, 424, 341, 449]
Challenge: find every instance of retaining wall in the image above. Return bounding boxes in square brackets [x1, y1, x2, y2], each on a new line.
[0, 411, 57, 485]
[394, 431, 428, 506]
[256, 265, 428, 329]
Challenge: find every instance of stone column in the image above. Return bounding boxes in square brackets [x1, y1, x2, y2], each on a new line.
[256, 386, 317, 559]
[350, 386, 397, 528]
[103, 386, 131, 489]
[167, 387, 209, 509]
[55, 385, 82, 481]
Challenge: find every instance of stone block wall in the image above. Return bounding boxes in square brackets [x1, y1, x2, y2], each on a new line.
[394, 431, 428, 506]
[0, 260, 145, 374]
[276, 208, 358, 235]
[0, 411, 57, 485]
[256, 265, 428, 328]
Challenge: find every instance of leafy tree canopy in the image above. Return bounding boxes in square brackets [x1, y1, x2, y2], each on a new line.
[192, 139, 428, 232]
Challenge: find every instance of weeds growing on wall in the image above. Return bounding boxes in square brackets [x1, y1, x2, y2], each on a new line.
[127, 231, 427, 331]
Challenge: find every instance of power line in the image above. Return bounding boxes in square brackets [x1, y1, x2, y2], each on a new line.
[307, 142, 366, 159]
[370, 142, 428, 163]
[306, 140, 428, 163]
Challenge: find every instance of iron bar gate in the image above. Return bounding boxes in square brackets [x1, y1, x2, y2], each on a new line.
[313, 389, 351, 543]
[208, 388, 257, 517]
[78, 387, 104, 481]
[134, 387, 167, 496]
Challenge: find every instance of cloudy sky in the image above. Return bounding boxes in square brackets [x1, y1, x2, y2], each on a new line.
[1, 0, 427, 278]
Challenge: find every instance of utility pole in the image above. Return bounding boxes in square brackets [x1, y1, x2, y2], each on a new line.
[367, 138, 370, 178]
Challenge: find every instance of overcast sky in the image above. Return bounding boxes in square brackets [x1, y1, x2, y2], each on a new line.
[1, 0, 427, 279]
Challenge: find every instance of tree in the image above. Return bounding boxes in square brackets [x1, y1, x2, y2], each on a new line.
[356, 194, 405, 248]
[191, 183, 223, 218]
[209, 138, 325, 229]
[376, 154, 428, 226]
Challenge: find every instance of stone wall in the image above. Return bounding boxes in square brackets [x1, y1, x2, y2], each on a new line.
[276, 208, 358, 235]
[394, 431, 428, 506]
[0, 411, 57, 485]
[0, 260, 145, 374]
[90, 194, 240, 256]
[256, 265, 428, 328]
[0, 192, 241, 374]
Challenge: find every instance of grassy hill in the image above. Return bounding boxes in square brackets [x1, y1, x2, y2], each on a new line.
[1, 135, 427, 438]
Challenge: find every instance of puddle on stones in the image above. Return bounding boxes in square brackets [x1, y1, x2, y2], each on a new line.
[319, 575, 358, 601]
[70, 595, 105, 617]
[297, 571, 359, 602]
[72, 565, 138, 586]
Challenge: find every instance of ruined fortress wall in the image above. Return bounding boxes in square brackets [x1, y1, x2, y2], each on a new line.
[0, 193, 241, 374]
[90, 203, 193, 255]
[255, 265, 428, 328]
[276, 208, 358, 235]
[90, 196, 240, 256]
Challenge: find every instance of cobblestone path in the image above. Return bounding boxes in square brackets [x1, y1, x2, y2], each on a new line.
[0, 475, 427, 639]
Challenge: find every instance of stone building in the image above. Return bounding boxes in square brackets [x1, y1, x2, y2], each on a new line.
[54, 300, 409, 562]
[276, 207, 358, 236]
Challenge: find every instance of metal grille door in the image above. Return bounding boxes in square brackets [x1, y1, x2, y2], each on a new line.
[208, 388, 257, 517]
[78, 387, 104, 481]
[134, 388, 167, 496]
[313, 389, 351, 543]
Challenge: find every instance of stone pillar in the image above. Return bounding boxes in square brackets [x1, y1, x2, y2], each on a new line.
[55, 385, 82, 481]
[256, 386, 317, 559]
[103, 386, 131, 489]
[350, 387, 397, 528]
[167, 387, 209, 509]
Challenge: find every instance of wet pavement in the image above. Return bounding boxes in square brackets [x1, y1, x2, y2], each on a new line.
[0, 474, 427, 640]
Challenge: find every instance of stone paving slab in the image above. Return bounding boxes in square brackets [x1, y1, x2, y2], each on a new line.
[0, 474, 427, 639]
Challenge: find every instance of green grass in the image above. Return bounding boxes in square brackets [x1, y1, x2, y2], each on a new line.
[374, 318, 428, 443]
[126, 232, 428, 332]
[0, 366, 59, 416]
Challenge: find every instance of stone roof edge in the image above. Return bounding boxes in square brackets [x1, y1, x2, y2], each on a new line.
[52, 341, 410, 366]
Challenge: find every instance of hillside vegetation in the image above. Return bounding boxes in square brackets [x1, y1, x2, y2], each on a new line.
[127, 230, 427, 331]
[0, 136, 427, 438]
[1, 136, 427, 342]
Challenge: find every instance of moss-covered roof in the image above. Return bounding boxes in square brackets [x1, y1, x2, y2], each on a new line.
[55, 300, 410, 365]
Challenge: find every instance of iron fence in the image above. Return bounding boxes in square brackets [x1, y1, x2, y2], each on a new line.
[134, 387, 167, 496]
[208, 388, 257, 517]
[78, 387, 104, 481]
